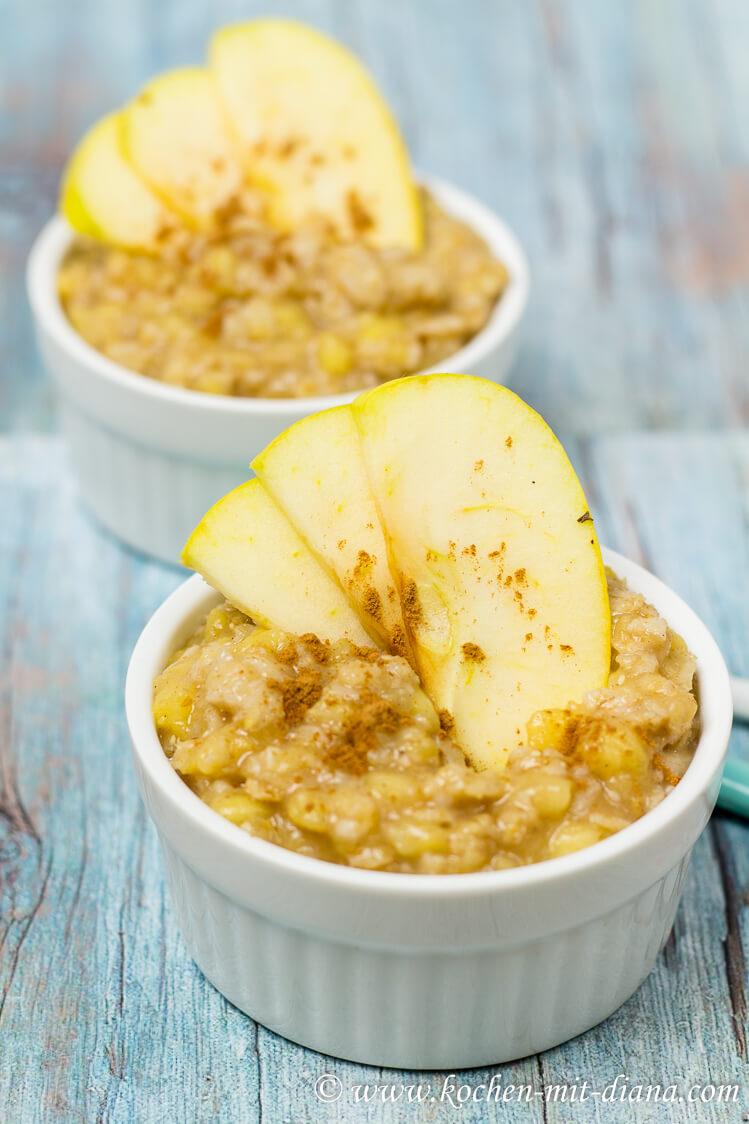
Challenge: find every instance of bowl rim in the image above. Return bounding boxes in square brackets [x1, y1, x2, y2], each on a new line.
[126, 546, 732, 900]
[26, 173, 530, 417]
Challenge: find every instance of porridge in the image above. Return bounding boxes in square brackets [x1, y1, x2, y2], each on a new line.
[153, 573, 699, 874]
[58, 191, 508, 398]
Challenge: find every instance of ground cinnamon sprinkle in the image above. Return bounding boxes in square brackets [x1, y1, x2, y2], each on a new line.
[351, 644, 382, 662]
[362, 586, 384, 623]
[439, 708, 455, 736]
[354, 549, 373, 572]
[281, 667, 323, 724]
[401, 580, 422, 628]
[299, 633, 329, 664]
[326, 696, 404, 774]
[348, 698, 403, 747]
[390, 624, 409, 659]
[553, 712, 582, 757]
[325, 741, 368, 775]
[461, 642, 486, 663]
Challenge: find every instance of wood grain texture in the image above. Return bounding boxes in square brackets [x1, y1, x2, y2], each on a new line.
[0, 435, 746, 1123]
[3, 0, 749, 432]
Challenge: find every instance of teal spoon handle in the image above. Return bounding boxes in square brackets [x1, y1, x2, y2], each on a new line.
[716, 678, 749, 819]
[718, 756, 749, 818]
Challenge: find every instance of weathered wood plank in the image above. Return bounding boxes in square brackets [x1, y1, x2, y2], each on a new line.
[3, 0, 749, 432]
[0, 440, 262, 1123]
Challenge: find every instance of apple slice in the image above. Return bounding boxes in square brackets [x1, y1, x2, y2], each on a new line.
[209, 20, 423, 250]
[252, 405, 413, 660]
[123, 68, 244, 228]
[59, 176, 99, 239]
[59, 112, 178, 249]
[353, 375, 611, 770]
[181, 478, 375, 645]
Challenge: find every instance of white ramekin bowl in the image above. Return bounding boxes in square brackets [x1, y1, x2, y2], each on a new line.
[126, 548, 732, 1069]
[27, 177, 529, 565]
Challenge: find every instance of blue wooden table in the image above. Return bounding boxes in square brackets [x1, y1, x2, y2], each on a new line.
[1, 1, 748, 1120]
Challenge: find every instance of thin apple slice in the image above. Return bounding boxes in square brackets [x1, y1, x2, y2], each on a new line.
[210, 20, 422, 250]
[59, 112, 178, 249]
[252, 405, 412, 660]
[182, 478, 375, 645]
[353, 375, 611, 770]
[59, 176, 99, 239]
[123, 68, 244, 228]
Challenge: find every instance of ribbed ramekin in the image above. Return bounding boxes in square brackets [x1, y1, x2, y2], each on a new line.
[125, 548, 732, 1068]
[26, 177, 529, 565]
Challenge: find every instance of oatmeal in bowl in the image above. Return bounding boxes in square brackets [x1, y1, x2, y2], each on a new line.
[154, 573, 699, 874]
[27, 20, 528, 562]
[126, 374, 731, 1067]
[58, 188, 510, 400]
[127, 554, 730, 1069]
[28, 180, 526, 563]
